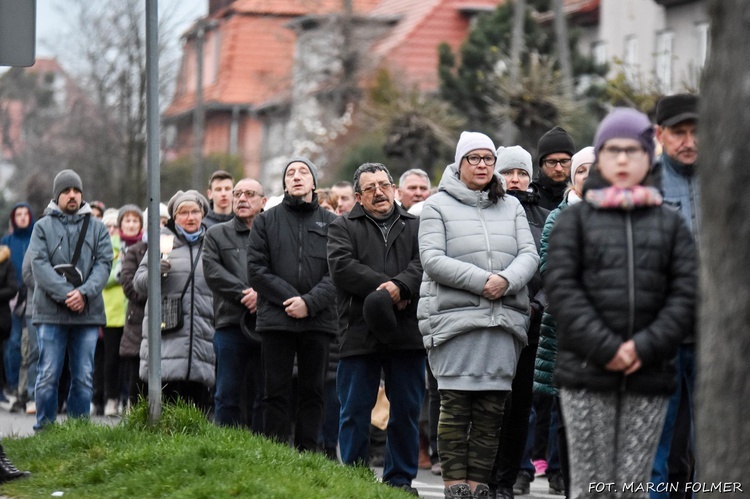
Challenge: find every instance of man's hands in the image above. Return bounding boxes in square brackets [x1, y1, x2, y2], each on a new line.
[283, 296, 309, 319]
[65, 289, 86, 313]
[241, 288, 258, 313]
[377, 281, 409, 310]
[605, 339, 642, 375]
[482, 274, 509, 300]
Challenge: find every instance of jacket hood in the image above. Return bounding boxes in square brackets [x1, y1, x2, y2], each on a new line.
[8, 202, 35, 231]
[437, 162, 500, 208]
[45, 200, 94, 217]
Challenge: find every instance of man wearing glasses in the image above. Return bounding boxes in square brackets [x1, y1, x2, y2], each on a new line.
[327, 163, 425, 496]
[247, 157, 338, 452]
[203, 178, 267, 430]
[533, 126, 576, 210]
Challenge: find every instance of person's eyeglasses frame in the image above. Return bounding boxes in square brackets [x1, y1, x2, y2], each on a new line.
[359, 182, 394, 195]
[233, 190, 261, 199]
[463, 154, 496, 166]
[542, 158, 572, 169]
[600, 146, 647, 160]
[174, 209, 203, 218]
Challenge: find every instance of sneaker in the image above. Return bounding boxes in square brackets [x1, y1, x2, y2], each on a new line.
[473, 484, 491, 499]
[445, 483, 472, 499]
[25, 401, 36, 415]
[547, 471, 565, 495]
[431, 461, 442, 476]
[513, 471, 532, 496]
[104, 399, 119, 417]
[532, 459, 548, 477]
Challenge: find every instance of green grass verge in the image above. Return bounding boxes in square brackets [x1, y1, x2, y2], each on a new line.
[0, 400, 411, 498]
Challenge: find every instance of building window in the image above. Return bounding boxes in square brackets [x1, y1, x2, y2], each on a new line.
[696, 21, 710, 69]
[655, 30, 674, 93]
[592, 41, 607, 67]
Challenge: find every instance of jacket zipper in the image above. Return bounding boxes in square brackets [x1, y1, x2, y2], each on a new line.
[623, 211, 636, 391]
[476, 200, 496, 326]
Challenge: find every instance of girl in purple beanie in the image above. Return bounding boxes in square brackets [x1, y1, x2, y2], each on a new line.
[543, 108, 697, 498]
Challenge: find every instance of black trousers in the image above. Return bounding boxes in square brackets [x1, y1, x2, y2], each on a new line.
[491, 342, 537, 489]
[261, 330, 330, 452]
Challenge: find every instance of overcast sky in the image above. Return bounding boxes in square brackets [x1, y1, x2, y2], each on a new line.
[2, 0, 207, 69]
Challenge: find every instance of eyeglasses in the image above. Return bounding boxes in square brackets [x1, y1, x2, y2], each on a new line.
[463, 154, 496, 166]
[174, 209, 202, 218]
[543, 158, 572, 169]
[233, 190, 261, 199]
[600, 146, 647, 160]
[360, 182, 393, 195]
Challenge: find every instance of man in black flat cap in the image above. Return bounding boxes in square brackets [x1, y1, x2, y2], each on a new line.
[650, 93, 700, 499]
[327, 162, 425, 496]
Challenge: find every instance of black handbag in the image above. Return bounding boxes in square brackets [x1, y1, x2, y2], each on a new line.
[160, 241, 202, 334]
[53, 214, 90, 288]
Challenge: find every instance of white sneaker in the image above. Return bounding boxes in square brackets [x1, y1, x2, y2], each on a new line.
[104, 399, 119, 417]
[25, 401, 36, 415]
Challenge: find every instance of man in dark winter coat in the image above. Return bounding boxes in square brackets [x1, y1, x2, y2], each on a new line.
[649, 93, 700, 499]
[204, 178, 266, 430]
[533, 126, 575, 210]
[247, 157, 337, 452]
[27, 169, 112, 430]
[327, 162, 425, 496]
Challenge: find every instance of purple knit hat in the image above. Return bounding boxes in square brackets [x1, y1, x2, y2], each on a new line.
[594, 108, 655, 165]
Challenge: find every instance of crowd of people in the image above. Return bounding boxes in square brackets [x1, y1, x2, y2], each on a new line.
[0, 94, 700, 498]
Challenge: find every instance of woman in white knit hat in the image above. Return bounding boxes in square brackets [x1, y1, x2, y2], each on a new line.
[418, 132, 540, 499]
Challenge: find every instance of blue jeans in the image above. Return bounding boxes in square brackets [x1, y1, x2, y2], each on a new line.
[4, 314, 24, 390]
[34, 324, 99, 431]
[337, 351, 425, 487]
[24, 320, 39, 399]
[651, 345, 696, 499]
[213, 327, 263, 430]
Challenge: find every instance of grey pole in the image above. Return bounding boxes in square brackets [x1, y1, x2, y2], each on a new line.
[145, 0, 162, 424]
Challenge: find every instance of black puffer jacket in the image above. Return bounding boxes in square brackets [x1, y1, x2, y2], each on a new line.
[546, 192, 696, 396]
[506, 188, 549, 345]
[247, 193, 338, 335]
[327, 202, 423, 357]
[120, 240, 147, 358]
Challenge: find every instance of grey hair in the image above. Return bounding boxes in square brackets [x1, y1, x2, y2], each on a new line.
[398, 168, 430, 187]
[353, 163, 394, 193]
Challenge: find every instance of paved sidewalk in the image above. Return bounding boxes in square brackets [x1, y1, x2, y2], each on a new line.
[0, 404, 119, 439]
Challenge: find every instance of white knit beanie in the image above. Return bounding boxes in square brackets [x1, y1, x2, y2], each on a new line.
[496, 145, 533, 178]
[571, 146, 595, 173]
[454, 131, 496, 166]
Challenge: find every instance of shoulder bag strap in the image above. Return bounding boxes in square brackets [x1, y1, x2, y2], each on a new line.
[178, 239, 204, 300]
[70, 214, 91, 267]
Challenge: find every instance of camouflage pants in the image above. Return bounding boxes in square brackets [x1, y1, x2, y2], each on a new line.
[438, 389, 509, 482]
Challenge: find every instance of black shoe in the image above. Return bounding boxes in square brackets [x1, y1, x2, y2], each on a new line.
[369, 454, 384, 467]
[496, 485, 514, 499]
[547, 471, 565, 495]
[391, 483, 420, 497]
[8, 400, 25, 413]
[0, 445, 30, 483]
[513, 472, 532, 496]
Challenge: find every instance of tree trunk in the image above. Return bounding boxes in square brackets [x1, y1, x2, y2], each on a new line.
[696, 0, 750, 493]
[552, 0, 572, 98]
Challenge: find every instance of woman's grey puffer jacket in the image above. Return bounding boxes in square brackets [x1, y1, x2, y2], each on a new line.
[418, 163, 540, 349]
[133, 225, 215, 388]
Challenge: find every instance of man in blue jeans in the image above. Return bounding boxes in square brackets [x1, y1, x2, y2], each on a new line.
[27, 169, 112, 430]
[650, 94, 700, 498]
[203, 177, 267, 430]
[327, 163, 425, 496]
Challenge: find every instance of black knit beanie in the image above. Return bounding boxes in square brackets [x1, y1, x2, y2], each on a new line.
[537, 127, 575, 167]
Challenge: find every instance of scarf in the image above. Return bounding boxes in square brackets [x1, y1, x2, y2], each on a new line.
[176, 225, 204, 244]
[585, 185, 663, 210]
[119, 230, 143, 247]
